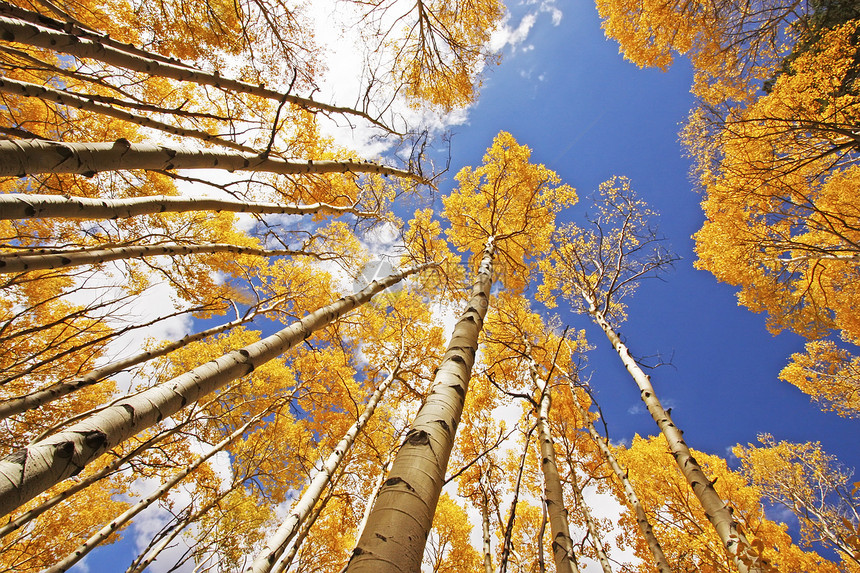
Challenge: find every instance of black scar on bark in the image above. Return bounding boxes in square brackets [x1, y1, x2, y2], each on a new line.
[55, 441, 75, 459]
[405, 430, 430, 446]
[81, 429, 107, 451]
[383, 476, 416, 492]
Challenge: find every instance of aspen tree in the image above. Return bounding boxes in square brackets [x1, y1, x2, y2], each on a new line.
[540, 176, 764, 572]
[527, 346, 580, 573]
[0, 299, 285, 420]
[0, 193, 383, 220]
[248, 366, 402, 572]
[618, 434, 845, 572]
[0, 262, 432, 516]
[0, 139, 427, 182]
[345, 132, 574, 572]
[46, 408, 272, 572]
[736, 435, 860, 569]
[562, 370, 672, 573]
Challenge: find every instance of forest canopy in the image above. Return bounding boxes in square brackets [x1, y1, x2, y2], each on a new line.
[0, 0, 858, 572]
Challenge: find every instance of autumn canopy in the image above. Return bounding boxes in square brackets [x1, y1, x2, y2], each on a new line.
[0, 0, 858, 572]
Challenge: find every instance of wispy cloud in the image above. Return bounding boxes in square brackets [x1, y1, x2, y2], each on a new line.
[489, 12, 537, 52]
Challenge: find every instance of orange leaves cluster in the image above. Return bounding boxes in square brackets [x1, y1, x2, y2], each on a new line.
[443, 131, 576, 293]
[780, 339, 860, 418]
[615, 434, 843, 572]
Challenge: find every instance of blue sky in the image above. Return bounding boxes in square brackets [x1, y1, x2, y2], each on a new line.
[428, 0, 859, 543]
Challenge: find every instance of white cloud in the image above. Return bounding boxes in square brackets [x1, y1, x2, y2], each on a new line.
[541, 2, 563, 26]
[489, 13, 538, 53]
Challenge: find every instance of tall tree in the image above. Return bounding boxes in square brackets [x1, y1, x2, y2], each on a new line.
[540, 176, 765, 572]
[344, 131, 575, 572]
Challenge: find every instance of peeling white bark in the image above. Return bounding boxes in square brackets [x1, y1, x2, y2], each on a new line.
[343, 238, 495, 573]
[0, 263, 430, 517]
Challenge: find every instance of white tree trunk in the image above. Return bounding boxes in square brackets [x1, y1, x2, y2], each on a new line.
[0, 242, 304, 274]
[480, 472, 493, 573]
[565, 379, 672, 573]
[0, 193, 377, 220]
[47, 413, 263, 572]
[0, 15, 389, 130]
[247, 367, 400, 573]
[0, 263, 430, 517]
[0, 425, 174, 539]
[529, 355, 580, 573]
[0, 76, 255, 153]
[343, 238, 495, 573]
[567, 468, 613, 573]
[0, 139, 425, 182]
[581, 292, 763, 573]
[0, 303, 277, 420]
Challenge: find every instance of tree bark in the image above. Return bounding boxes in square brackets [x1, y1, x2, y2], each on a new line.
[46, 413, 264, 572]
[566, 379, 672, 573]
[272, 458, 350, 573]
[0, 303, 276, 420]
[529, 354, 580, 573]
[499, 423, 536, 573]
[248, 367, 401, 573]
[0, 424, 175, 539]
[581, 292, 763, 573]
[0, 193, 377, 221]
[0, 76, 256, 153]
[0, 242, 305, 274]
[125, 490, 227, 573]
[567, 467, 613, 573]
[0, 262, 431, 517]
[343, 237, 495, 573]
[0, 139, 426, 182]
[0, 15, 390, 131]
[480, 471, 493, 573]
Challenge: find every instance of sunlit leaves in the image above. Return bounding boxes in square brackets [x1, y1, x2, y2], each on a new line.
[443, 130, 576, 293]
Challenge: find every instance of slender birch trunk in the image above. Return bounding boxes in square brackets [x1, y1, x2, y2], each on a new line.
[0, 76, 256, 153]
[567, 469, 613, 573]
[0, 303, 276, 420]
[0, 193, 376, 220]
[343, 238, 495, 573]
[529, 354, 580, 573]
[480, 471, 493, 573]
[0, 262, 430, 517]
[0, 15, 390, 131]
[46, 413, 264, 572]
[0, 140, 426, 183]
[565, 378, 672, 573]
[499, 423, 536, 573]
[248, 367, 401, 573]
[580, 292, 763, 573]
[0, 242, 305, 274]
[126, 491, 228, 573]
[272, 458, 351, 573]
